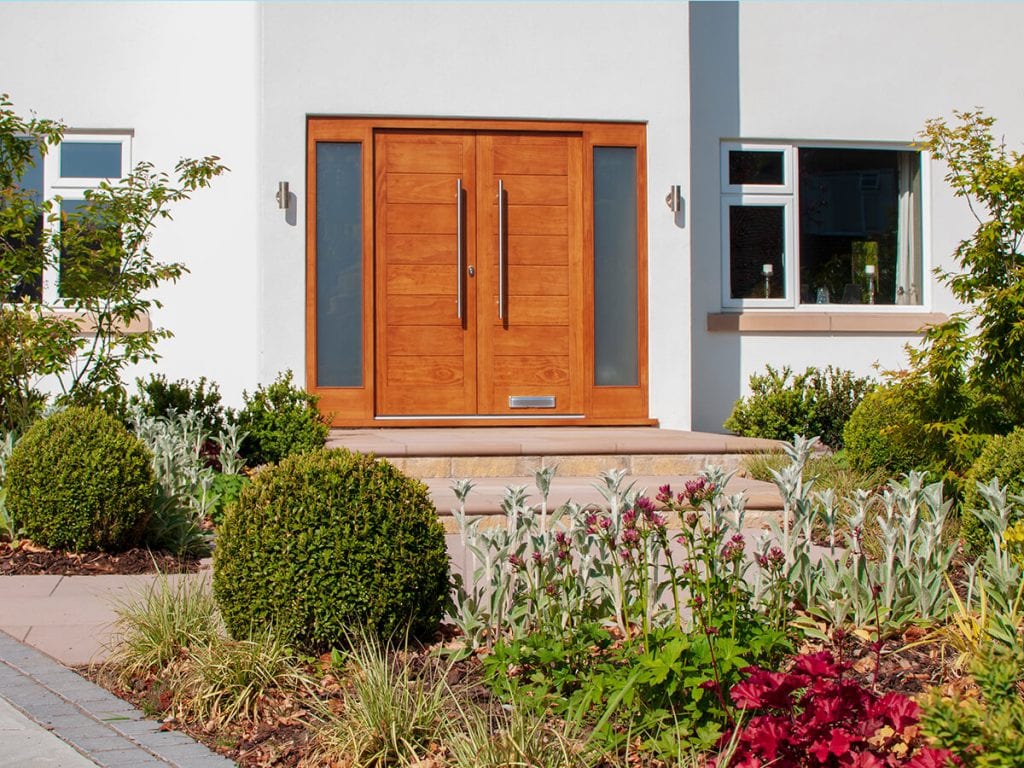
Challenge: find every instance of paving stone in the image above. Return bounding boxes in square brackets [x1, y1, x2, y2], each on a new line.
[154, 746, 236, 768]
[134, 730, 204, 749]
[39, 711, 98, 734]
[89, 747, 169, 767]
[62, 687, 128, 707]
[67, 733, 139, 752]
[106, 718, 162, 738]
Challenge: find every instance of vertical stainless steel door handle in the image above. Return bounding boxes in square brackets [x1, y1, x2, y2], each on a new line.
[457, 178, 464, 321]
[498, 179, 507, 322]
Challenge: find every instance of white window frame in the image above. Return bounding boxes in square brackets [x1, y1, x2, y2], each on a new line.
[41, 131, 133, 303]
[721, 143, 793, 195]
[720, 140, 930, 312]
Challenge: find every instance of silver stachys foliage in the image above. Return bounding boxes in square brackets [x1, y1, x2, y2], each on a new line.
[449, 437, 1024, 650]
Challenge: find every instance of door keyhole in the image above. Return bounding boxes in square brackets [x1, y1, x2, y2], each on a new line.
[467, 265, 475, 277]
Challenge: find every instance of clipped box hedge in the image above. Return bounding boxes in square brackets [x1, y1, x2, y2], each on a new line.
[213, 448, 451, 651]
[5, 406, 155, 551]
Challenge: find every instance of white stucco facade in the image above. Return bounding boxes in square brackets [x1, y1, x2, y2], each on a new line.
[688, 1, 1024, 430]
[0, 2, 261, 404]
[1, 1, 1021, 432]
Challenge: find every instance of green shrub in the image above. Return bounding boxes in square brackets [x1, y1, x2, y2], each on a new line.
[842, 384, 938, 475]
[724, 365, 875, 449]
[131, 374, 225, 434]
[209, 472, 248, 526]
[213, 448, 450, 652]
[961, 429, 1024, 554]
[232, 370, 328, 466]
[922, 645, 1024, 765]
[5, 406, 155, 551]
[743, 451, 889, 498]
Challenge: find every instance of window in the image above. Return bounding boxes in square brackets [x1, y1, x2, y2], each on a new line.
[721, 143, 923, 309]
[9, 133, 131, 303]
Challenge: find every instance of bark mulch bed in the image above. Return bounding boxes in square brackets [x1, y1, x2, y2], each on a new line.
[0, 540, 203, 575]
[5, 538, 954, 766]
[75, 628, 953, 768]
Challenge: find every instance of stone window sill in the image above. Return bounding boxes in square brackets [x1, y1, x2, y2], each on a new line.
[706, 311, 947, 334]
[44, 310, 152, 336]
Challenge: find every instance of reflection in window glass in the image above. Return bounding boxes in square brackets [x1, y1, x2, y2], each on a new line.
[798, 148, 921, 305]
[593, 147, 638, 387]
[729, 206, 785, 299]
[729, 150, 784, 186]
[6, 145, 44, 302]
[58, 199, 118, 299]
[316, 143, 363, 387]
[20, 144, 44, 204]
[60, 142, 122, 178]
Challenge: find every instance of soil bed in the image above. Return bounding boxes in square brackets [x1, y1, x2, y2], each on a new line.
[77, 627, 950, 768]
[0, 541, 203, 575]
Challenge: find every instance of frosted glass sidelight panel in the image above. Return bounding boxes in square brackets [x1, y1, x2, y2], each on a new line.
[316, 143, 363, 387]
[61, 142, 121, 178]
[593, 147, 638, 387]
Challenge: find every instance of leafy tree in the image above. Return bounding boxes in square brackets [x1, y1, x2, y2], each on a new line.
[850, 111, 1024, 479]
[0, 94, 77, 431]
[911, 110, 1024, 438]
[0, 93, 227, 430]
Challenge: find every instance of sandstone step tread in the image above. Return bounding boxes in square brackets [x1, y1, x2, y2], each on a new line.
[326, 427, 782, 458]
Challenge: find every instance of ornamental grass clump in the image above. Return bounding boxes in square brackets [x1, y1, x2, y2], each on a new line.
[169, 628, 310, 726]
[103, 573, 221, 688]
[312, 629, 452, 768]
[213, 448, 450, 652]
[5, 406, 154, 551]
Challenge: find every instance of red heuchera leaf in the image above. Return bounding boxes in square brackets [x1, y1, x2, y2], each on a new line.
[730, 669, 809, 709]
[849, 753, 888, 768]
[721, 652, 935, 768]
[871, 692, 921, 732]
[792, 650, 845, 678]
[808, 729, 854, 763]
[741, 715, 791, 761]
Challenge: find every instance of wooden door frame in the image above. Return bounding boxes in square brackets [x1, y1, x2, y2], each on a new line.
[306, 117, 653, 427]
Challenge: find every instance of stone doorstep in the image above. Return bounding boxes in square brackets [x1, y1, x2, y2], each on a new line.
[324, 427, 783, 460]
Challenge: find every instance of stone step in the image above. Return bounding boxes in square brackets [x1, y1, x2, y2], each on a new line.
[324, 426, 784, 524]
[384, 452, 756, 479]
[427, 474, 783, 533]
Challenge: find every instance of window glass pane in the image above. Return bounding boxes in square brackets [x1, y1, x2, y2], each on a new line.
[593, 147, 638, 387]
[58, 199, 118, 298]
[5, 144, 44, 301]
[20, 144, 44, 204]
[729, 150, 784, 186]
[316, 143, 363, 387]
[798, 148, 921, 305]
[729, 205, 785, 299]
[60, 141, 121, 178]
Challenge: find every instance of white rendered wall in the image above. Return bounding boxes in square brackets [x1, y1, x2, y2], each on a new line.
[689, 2, 1024, 433]
[0, 2, 260, 407]
[257, 2, 693, 427]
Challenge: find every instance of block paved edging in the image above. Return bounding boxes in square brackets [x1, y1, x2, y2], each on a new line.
[0, 629, 235, 768]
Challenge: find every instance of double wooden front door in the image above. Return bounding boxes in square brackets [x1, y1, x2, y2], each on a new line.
[375, 131, 584, 416]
